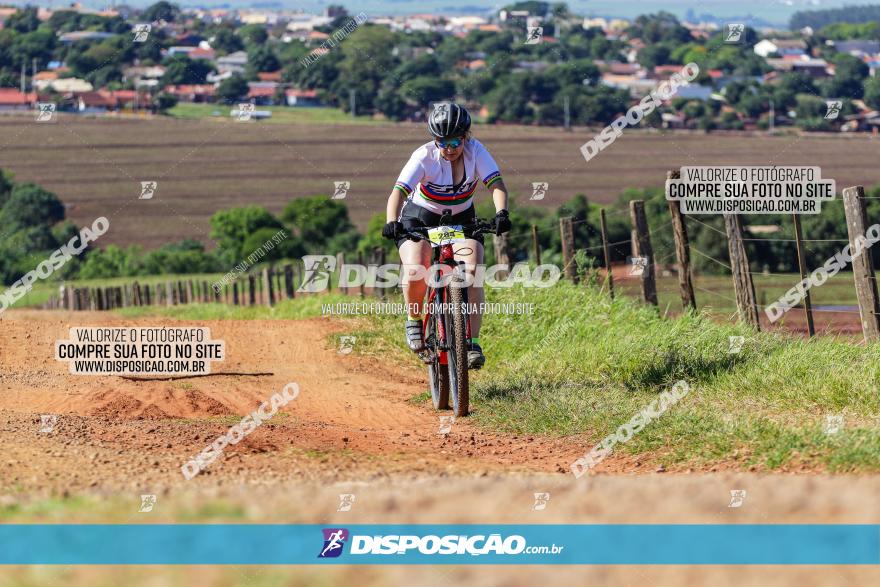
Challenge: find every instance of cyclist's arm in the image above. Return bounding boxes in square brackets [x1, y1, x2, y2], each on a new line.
[491, 178, 509, 213]
[386, 188, 405, 223]
[389, 149, 425, 222]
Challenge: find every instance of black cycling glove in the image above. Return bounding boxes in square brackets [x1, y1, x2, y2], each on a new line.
[493, 209, 512, 235]
[382, 221, 404, 240]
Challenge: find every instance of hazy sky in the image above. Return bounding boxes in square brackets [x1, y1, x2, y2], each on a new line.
[12, 0, 863, 25]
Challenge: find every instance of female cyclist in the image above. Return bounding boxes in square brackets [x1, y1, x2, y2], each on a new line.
[381, 102, 511, 369]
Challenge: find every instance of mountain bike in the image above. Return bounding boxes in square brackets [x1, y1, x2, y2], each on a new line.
[402, 216, 495, 417]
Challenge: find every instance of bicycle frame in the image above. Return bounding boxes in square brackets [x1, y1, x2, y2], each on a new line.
[423, 241, 471, 366]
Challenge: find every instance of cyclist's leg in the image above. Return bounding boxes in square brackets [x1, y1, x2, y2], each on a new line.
[452, 238, 484, 337]
[398, 239, 431, 316]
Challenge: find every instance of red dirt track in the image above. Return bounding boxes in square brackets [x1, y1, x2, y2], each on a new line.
[0, 310, 592, 495]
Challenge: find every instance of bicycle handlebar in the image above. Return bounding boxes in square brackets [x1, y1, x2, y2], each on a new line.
[401, 218, 496, 242]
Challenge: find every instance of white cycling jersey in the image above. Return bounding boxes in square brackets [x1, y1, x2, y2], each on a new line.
[394, 139, 503, 215]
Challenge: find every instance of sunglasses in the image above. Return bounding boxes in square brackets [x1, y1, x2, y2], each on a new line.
[435, 137, 463, 149]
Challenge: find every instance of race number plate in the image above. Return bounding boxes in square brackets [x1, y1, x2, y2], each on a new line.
[427, 225, 466, 247]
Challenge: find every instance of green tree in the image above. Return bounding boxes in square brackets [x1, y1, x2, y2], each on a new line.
[143, 1, 181, 23]
[154, 93, 178, 112]
[400, 76, 454, 104]
[5, 7, 40, 33]
[237, 24, 268, 46]
[247, 45, 280, 74]
[865, 76, 880, 110]
[216, 73, 249, 103]
[160, 56, 215, 85]
[822, 54, 869, 98]
[0, 184, 65, 231]
[281, 195, 359, 253]
[335, 26, 398, 114]
[210, 27, 244, 55]
[210, 206, 285, 265]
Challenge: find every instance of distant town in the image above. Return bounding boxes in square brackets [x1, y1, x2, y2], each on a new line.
[2, 1, 880, 132]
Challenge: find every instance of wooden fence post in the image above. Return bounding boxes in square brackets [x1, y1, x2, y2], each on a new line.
[531, 225, 541, 266]
[724, 214, 760, 329]
[357, 252, 365, 298]
[599, 208, 614, 299]
[842, 185, 880, 342]
[667, 170, 696, 312]
[132, 282, 142, 306]
[337, 252, 347, 295]
[629, 200, 658, 306]
[233, 282, 240, 306]
[248, 274, 256, 305]
[166, 282, 174, 307]
[559, 216, 576, 283]
[791, 213, 815, 337]
[493, 234, 510, 280]
[374, 247, 386, 299]
[284, 264, 294, 299]
[263, 267, 274, 307]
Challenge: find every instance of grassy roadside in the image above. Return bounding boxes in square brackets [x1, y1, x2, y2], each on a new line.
[103, 282, 880, 472]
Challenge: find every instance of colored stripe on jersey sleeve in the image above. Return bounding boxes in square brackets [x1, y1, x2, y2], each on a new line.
[483, 171, 502, 188]
[394, 181, 413, 195]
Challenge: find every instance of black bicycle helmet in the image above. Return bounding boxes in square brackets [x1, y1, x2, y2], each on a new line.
[428, 102, 471, 139]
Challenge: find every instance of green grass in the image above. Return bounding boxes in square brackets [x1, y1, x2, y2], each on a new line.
[470, 282, 880, 472]
[100, 282, 880, 472]
[166, 103, 382, 125]
[114, 292, 352, 320]
[616, 270, 860, 317]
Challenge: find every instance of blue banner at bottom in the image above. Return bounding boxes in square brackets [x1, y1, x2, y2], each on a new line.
[0, 524, 878, 565]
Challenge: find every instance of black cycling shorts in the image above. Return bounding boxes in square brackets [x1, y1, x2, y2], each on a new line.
[395, 200, 485, 249]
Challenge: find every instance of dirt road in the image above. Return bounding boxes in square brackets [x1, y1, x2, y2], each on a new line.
[0, 309, 592, 496]
[3, 310, 880, 586]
